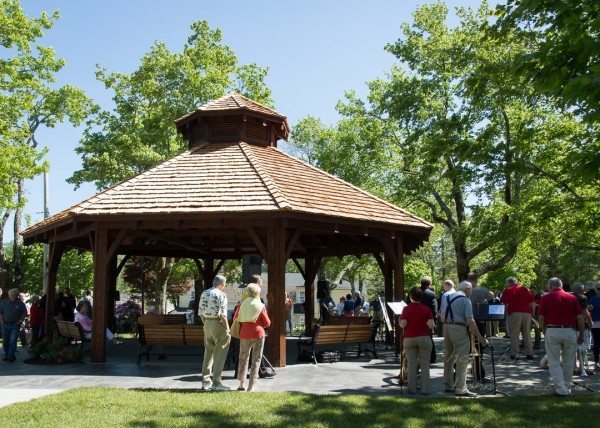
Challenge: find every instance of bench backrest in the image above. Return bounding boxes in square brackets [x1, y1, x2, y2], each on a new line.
[344, 323, 374, 343]
[314, 323, 375, 345]
[314, 325, 348, 345]
[55, 320, 83, 340]
[139, 324, 205, 347]
[142, 325, 186, 346]
[183, 325, 205, 346]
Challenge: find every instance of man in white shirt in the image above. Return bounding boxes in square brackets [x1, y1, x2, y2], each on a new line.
[199, 275, 231, 391]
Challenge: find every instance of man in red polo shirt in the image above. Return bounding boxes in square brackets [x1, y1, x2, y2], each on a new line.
[501, 277, 535, 359]
[538, 277, 584, 396]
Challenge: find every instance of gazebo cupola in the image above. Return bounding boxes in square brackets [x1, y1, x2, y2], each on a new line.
[174, 93, 290, 148]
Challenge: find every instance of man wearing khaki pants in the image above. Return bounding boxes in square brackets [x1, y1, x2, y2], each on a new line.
[199, 275, 231, 391]
[441, 281, 488, 397]
[501, 277, 535, 360]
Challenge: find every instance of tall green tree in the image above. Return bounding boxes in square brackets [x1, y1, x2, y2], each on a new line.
[69, 20, 272, 190]
[291, 2, 590, 282]
[0, 0, 94, 290]
[68, 20, 273, 305]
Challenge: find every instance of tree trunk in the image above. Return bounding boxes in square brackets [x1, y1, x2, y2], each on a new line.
[156, 257, 174, 314]
[12, 180, 25, 289]
[333, 259, 355, 288]
[0, 210, 11, 293]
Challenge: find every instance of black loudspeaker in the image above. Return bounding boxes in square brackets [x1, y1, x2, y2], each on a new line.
[242, 254, 263, 285]
[317, 280, 330, 300]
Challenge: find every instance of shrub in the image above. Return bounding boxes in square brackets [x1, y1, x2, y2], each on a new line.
[29, 339, 83, 364]
[115, 300, 142, 333]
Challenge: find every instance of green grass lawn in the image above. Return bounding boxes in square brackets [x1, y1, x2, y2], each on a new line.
[1, 387, 597, 427]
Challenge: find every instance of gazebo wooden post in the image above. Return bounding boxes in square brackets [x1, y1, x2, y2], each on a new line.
[303, 255, 321, 335]
[393, 237, 405, 355]
[107, 255, 118, 331]
[91, 227, 109, 362]
[44, 242, 65, 338]
[266, 222, 286, 367]
[90, 227, 125, 363]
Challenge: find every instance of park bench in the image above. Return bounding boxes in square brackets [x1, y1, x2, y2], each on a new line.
[326, 316, 371, 325]
[137, 324, 204, 364]
[54, 320, 90, 351]
[297, 323, 377, 364]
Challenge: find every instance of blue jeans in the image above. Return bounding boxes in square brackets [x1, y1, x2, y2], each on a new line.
[2, 323, 20, 359]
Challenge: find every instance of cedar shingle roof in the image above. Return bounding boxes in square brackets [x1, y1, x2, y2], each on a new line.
[22, 142, 431, 236]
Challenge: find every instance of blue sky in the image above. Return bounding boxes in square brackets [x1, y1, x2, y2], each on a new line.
[15, 0, 489, 232]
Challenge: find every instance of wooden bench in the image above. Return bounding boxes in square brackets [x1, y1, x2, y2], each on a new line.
[54, 320, 90, 351]
[297, 323, 377, 364]
[137, 313, 187, 326]
[326, 316, 371, 325]
[137, 324, 204, 364]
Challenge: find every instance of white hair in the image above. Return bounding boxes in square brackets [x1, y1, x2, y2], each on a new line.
[572, 282, 585, 294]
[459, 281, 472, 292]
[8, 288, 19, 297]
[548, 277, 562, 289]
[246, 283, 261, 298]
[213, 275, 226, 287]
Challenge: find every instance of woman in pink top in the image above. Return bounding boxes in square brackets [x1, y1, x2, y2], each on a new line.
[233, 283, 271, 391]
[74, 300, 122, 345]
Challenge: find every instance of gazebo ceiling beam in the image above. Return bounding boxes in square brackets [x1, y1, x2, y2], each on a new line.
[133, 230, 209, 255]
[246, 227, 268, 260]
[284, 229, 301, 261]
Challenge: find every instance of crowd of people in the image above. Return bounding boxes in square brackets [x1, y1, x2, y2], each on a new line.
[398, 274, 600, 397]
[0, 286, 122, 362]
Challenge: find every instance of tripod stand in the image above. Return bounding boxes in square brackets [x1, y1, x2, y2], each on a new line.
[478, 344, 510, 396]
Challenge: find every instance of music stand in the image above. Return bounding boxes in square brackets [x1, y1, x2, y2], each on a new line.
[387, 301, 407, 393]
[473, 304, 510, 396]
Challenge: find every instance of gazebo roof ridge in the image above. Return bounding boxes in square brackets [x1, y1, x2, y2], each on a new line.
[239, 142, 292, 210]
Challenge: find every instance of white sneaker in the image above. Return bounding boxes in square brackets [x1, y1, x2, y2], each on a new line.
[212, 384, 231, 391]
[201, 382, 213, 391]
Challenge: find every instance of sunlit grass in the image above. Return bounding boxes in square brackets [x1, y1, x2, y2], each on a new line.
[0, 387, 597, 427]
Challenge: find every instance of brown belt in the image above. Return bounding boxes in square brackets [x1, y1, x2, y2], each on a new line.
[445, 321, 466, 326]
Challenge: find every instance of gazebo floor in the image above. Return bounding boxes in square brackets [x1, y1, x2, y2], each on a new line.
[0, 336, 598, 407]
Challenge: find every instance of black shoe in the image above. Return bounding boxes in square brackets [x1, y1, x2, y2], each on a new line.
[2, 357, 7, 361]
[444, 389, 453, 393]
[526, 355, 534, 360]
[7, 357, 16, 362]
[456, 390, 478, 397]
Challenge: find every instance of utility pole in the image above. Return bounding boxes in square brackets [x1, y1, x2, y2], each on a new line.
[42, 171, 49, 294]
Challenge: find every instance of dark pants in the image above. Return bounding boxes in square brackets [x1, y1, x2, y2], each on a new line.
[2, 323, 20, 359]
[473, 321, 486, 380]
[430, 334, 436, 363]
[31, 325, 42, 346]
[592, 328, 600, 363]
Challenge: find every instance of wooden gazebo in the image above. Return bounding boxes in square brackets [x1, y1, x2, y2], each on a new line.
[22, 93, 432, 366]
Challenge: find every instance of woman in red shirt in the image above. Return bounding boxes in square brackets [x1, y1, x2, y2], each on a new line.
[29, 295, 44, 346]
[233, 283, 271, 391]
[400, 286, 435, 395]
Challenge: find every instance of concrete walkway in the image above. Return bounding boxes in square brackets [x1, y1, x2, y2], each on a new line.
[0, 335, 598, 407]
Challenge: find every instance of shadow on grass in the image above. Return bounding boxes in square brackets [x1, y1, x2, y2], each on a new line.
[125, 388, 600, 428]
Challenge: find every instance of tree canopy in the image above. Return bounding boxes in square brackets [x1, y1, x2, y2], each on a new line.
[291, 2, 599, 287]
